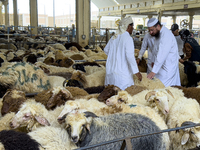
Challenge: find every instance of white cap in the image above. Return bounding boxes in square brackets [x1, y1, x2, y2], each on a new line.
[147, 18, 158, 27]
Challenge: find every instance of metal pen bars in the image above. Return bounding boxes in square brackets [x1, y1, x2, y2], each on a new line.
[75, 123, 200, 150]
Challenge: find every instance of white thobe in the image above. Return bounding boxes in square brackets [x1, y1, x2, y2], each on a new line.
[175, 35, 184, 56]
[104, 31, 139, 90]
[151, 26, 181, 87]
[138, 33, 155, 74]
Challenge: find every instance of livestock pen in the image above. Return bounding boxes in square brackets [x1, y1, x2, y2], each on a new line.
[75, 123, 200, 150]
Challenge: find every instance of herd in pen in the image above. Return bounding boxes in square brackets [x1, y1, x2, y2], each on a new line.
[0, 34, 200, 149]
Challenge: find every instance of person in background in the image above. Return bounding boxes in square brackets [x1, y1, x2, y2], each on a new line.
[134, 32, 140, 41]
[171, 23, 184, 59]
[146, 18, 181, 87]
[179, 29, 200, 63]
[104, 16, 142, 90]
[136, 32, 155, 74]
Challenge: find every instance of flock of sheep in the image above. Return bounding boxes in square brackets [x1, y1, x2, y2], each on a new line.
[0, 35, 200, 150]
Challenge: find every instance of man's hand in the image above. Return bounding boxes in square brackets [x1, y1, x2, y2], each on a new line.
[136, 58, 140, 65]
[147, 72, 156, 79]
[135, 72, 142, 81]
[179, 59, 184, 64]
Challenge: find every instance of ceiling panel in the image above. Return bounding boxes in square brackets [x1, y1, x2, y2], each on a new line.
[91, 0, 117, 8]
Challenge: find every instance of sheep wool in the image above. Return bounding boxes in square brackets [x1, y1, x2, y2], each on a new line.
[0, 62, 51, 93]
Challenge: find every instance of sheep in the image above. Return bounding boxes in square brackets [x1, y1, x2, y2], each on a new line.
[63, 79, 84, 89]
[65, 86, 89, 98]
[64, 42, 83, 51]
[179, 62, 188, 86]
[97, 85, 121, 102]
[57, 98, 108, 120]
[35, 61, 74, 74]
[28, 126, 78, 150]
[10, 99, 64, 132]
[0, 62, 51, 98]
[0, 130, 43, 150]
[167, 97, 200, 150]
[183, 61, 200, 87]
[125, 85, 148, 96]
[48, 75, 66, 88]
[59, 110, 167, 150]
[1, 89, 27, 116]
[105, 96, 170, 149]
[50, 43, 67, 51]
[133, 73, 165, 89]
[70, 70, 105, 88]
[138, 57, 147, 72]
[35, 86, 73, 110]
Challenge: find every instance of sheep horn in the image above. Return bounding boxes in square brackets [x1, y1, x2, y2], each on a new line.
[63, 80, 68, 87]
[145, 91, 156, 101]
[165, 89, 174, 98]
[84, 111, 98, 118]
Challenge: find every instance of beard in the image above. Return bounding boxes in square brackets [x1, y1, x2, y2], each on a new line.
[154, 30, 160, 39]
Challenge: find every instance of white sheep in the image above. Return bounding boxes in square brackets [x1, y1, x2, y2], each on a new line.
[48, 76, 66, 87]
[133, 73, 165, 90]
[71, 69, 105, 88]
[10, 99, 64, 132]
[167, 97, 200, 150]
[28, 126, 78, 150]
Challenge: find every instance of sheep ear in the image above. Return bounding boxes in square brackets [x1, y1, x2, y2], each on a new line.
[57, 113, 68, 124]
[145, 91, 156, 101]
[181, 132, 190, 145]
[86, 123, 91, 134]
[165, 89, 174, 98]
[35, 116, 50, 126]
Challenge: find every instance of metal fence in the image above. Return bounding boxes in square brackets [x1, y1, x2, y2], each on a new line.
[75, 123, 200, 150]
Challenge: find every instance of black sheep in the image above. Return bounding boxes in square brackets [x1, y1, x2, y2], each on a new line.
[0, 130, 41, 150]
[183, 61, 200, 87]
[0, 57, 4, 67]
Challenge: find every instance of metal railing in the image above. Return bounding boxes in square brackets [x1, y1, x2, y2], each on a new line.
[75, 123, 200, 150]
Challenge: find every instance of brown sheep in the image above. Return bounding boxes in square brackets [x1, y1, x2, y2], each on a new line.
[70, 54, 84, 60]
[172, 86, 200, 104]
[35, 86, 73, 110]
[138, 58, 147, 73]
[97, 85, 121, 103]
[1, 89, 27, 116]
[65, 86, 89, 98]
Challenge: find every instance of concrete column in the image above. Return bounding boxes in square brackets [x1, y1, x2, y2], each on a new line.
[29, 0, 38, 35]
[172, 16, 176, 24]
[0, 2, 3, 25]
[4, 0, 9, 27]
[189, 12, 194, 30]
[76, 0, 90, 47]
[148, 15, 152, 19]
[157, 10, 163, 22]
[143, 18, 146, 26]
[98, 16, 102, 29]
[13, 0, 18, 30]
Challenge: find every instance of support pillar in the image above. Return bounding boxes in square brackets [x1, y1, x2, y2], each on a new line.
[98, 16, 102, 30]
[76, 0, 90, 47]
[143, 18, 146, 26]
[157, 10, 163, 22]
[3, 0, 9, 27]
[121, 10, 126, 19]
[0, 2, 3, 25]
[13, 0, 18, 30]
[189, 12, 194, 30]
[172, 16, 176, 24]
[148, 15, 152, 19]
[29, 0, 38, 35]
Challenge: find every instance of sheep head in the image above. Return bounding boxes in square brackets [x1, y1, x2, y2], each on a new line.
[58, 109, 98, 143]
[180, 121, 200, 148]
[106, 91, 129, 106]
[1, 89, 26, 116]
[46, 87, 73, 110]
[97, 85, 121, 103]
[71, 70, 86, 83]
[10, 100, 50, 131]
[145, 89, 174, 115]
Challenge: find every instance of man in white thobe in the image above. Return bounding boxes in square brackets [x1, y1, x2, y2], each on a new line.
[104, 16, 142, 90]
[137, 33, 155, 74]
[147, 18, 181, 87]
